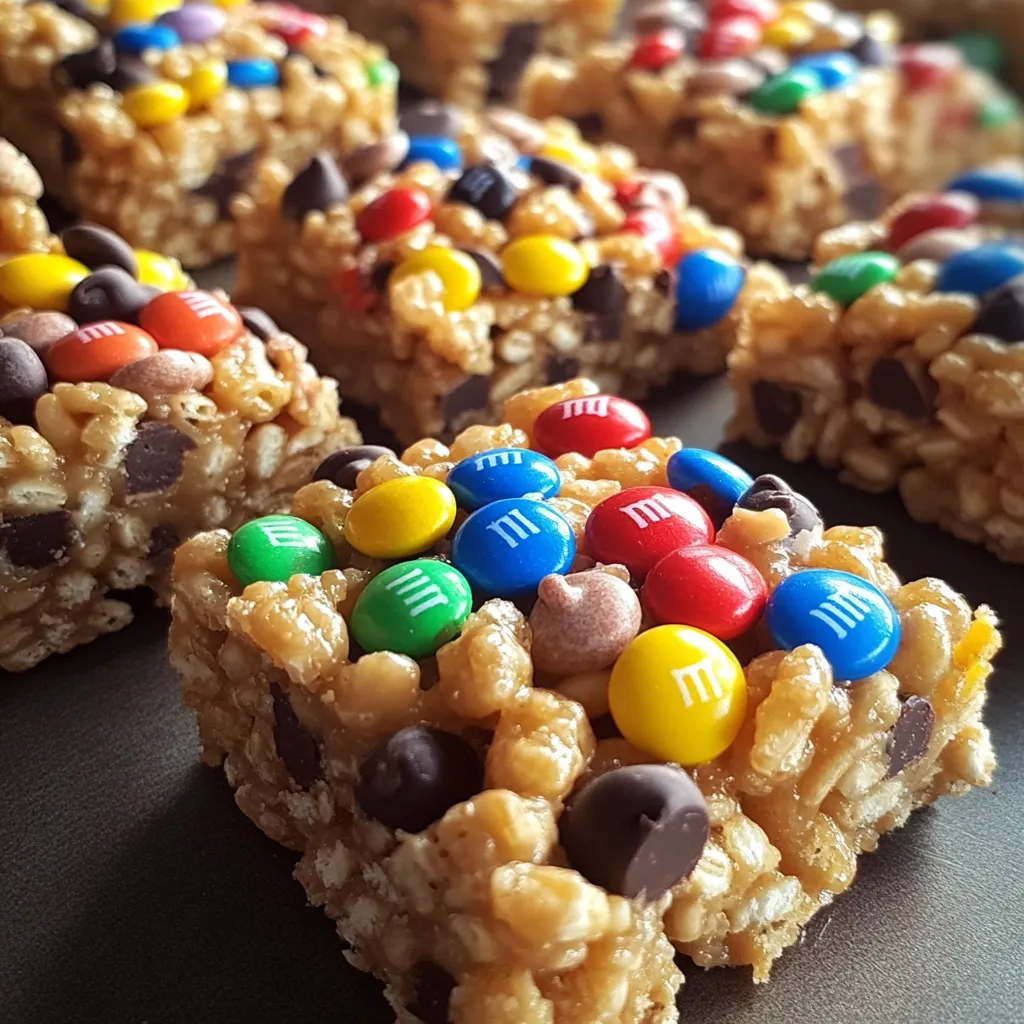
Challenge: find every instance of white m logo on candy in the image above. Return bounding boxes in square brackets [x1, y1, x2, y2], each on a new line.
[474, 451, 524, 471]
[808, 589, 874, 639]
[486, 508, 541, 548]
[670, 660, 724, 708]
[260, 522, 319, 550]
[79, 322, 126, 341]
[619, 495, 674, 529]
[182, 292, 232, 321]
[561, 396, 609, 419]
[384, 567, 449, 617]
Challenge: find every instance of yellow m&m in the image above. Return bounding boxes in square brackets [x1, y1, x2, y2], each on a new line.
[501, 236, 589, 297]
[122, 82, 190, 129]
[762, 14, 815, 49]
[609, 624, 747, 766]
[538, 140, 599, 173]
[0, 253, 89, 312]
[344, 476, 458, 559]
[134, 250, 189, 291]
[391, 247, 482, 312]
[185, 59, 228, 110]
[108, 0, 164, 25]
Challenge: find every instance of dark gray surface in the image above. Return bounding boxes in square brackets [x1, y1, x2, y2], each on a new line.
[2, 376, 1022, 1024]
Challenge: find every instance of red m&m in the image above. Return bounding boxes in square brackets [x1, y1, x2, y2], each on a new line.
[698, 16, 762, 59]
[356, 187, 433, 243]
[642, 544, 767, 640]
[266, 5, 328, 46]
[533, 394, 651, 459]
[708, 0, 779, 23]
[898, 44, 961, 92]
[622, 207, 681, 266]
[883, 193, 979, 253]
[139, 290, 243, 357]
[629, 29, 686, 72]
[45, 320, 158, 382]
[584, 486, 713, 579]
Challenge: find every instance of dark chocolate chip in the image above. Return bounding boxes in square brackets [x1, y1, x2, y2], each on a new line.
[53, 0, 93, 18]
[461, 249, 504, 291]
[53, 41, 117, 90]
[776, 260, 812, 286]
[281, 154, 349, 221]
[0, 338, 48, 425]
[559, 764, 709, 900]
[400, 101, 464, 139]
[192, 149, 258, 218]
[148, 523, 180, 560]
[1, 312, 77, 355]
[105, 56, 159, 92]
[123, 421, 197, 496]
[866, 357, 937, 419]
[850, 32, 893, 67]
[529, 156, 584, 192]
[582, 311, 624, 343]
[369, 260, 396, 292]
[670, 116, 701, 141]
[571, 113, 604, 139]
[355, 725, 484, 833]
[832, 142, 884, 220]
[60, 128, 81, 168]
[270, 683, 322, 789]
[0, 510, 75, 569]
[61, 223, 138, 277]
[446, 163, 516, 220]
[572, 264, 626, 315]
[750, 380, 802, 437]
[737, 474, 822, 538]
[313, 444, 396, 490]
[591, 714, 622, 740]
[971, 273, 1024, 343]
[67, 267, 159, 326]
[239, 307, 280, 341]
[654, 268, 673, 296]
[545, 354, 580, 384]
[486, 22, 540, 102]
[408, 963, 456, 1024]
[886, 695, 935, 777]
[440, 374, 490, 429]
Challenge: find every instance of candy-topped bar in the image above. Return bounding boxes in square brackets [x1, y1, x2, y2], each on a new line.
[234, 104, 767, 444]
[0, 0, 397, 268]
[0, 215, 359, 671]
[171, 379, 998, 1024]
[519, 0, 1023, 259]
[728, 164, 1024, 562]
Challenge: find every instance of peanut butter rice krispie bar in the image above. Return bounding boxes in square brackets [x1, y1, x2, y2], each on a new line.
[0, 140, 60, 266]
[728, 174, 1024, 563]
[519, 0, 1023, 259]
[234, 103, 763, 444]
[0, 218, 359, 671]
[171, 378, 998, 1024]
[0, 0, 397, 268]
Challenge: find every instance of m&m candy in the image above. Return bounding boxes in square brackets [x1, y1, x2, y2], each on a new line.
[349, 559, 473, 659]
[532, 394, 651, 458]
[113, 24, 180, 55]
[402, 136, 463, 172]
[227, 515, 335, 587]
[390, 247, 481, 312]
[0, 253, 89, 312]
[356, 187, 433, 243]
[45, 321, 158, 382]
[501, 236, 589, 297]
[934, 243, 1024, 296]
[812, 251, 900, 305]
[134, 250, 189, 291]
[122, 82, 190, 128]
[673, 249, 746, 331]
[139, 290, 243, 357]
[446, 447, 560, 510]
[609, 624, 747, 764]
[793, 51, 860, 90]
[451, 497, 575, 597]
[883, 193, 979, 253]
[666, 448, 754, 527]
[344, 476, 457, 559]
[946, 168, 1024, 204]
[226, 58, 280, 89]
[765, 568, 900, 682]
[585, 486, 713, 580]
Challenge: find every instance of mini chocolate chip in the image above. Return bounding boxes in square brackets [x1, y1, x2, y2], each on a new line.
[971, 274, 1024, 343]
[1, 312, 77, 355]
[737, 474, 822, 538]
[313, 444, 396, 490]
[53, 0, 93, 17]
[559, 764, 709, 900]
[270, 683, 322, 788]
[750, 380, 802, 437]
[866, 357, 937, 419]
[582, 311, 623, 342]
[148, 523, 180, 560]
[440, 374, 490, 430]
[239, 307, 280, 341]
[53, 41, 117, 90]
[123, 421, 196, 496]
[571, 113, 604, 139]
[486, 22, 540, 102]
[886, 695, 935, 777]
[850, 32, 893, 67]
[545, 354, 579, 384]
[61, 223, 138, 276]
[355, 725, 484, 833]
[342, 133, 410, 186]
[400, 101, 464, 139]
[408, 963, 456, 1024]
[572, 264, 626, 315]
[281, 154, 349, 221]
[529, 156, 584, 192]
[106, 56, 159, 91]
[654, 268, 673, 295]
[461, 249, 504, 291]
[0, 510, 75, 569]
[192, 149, 258, 218]
[68, 267, 159, 326]
[776, 260, 812, 286]
[369, 260, 396, 292]
[832, 142, 884, 220]
[0, 339, 48, 424]
[591, 714, 622, 740]
[446, 163, 516, 220]
[60, 128, 81, 168]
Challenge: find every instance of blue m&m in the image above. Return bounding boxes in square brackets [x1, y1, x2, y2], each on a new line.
[226, 58, 280, 89]
[935, 242, 1024, 296]
[446, 447, 560, 510]
[674, 249, 746, 331]
[946, 167, 1024, 204]
[667, 448, 754, 527]
[402, 136, 463, 172]
[451, 497, 575, 597]
[114, 24, 180, 54]
[793, 52, 860, 90]
[765, 569, 900, 683]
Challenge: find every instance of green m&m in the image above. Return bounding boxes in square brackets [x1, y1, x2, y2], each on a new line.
[350, 559, 473, 660]
[749, 68, 823, 116]
[812, 251, 900, 306]
[227, 515, 335, 587]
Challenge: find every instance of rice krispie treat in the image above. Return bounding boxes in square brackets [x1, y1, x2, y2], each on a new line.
[0, 222, 359, 672]
[728, 173, 1024, 563]
[0, 140, 60, 266]
[0, 0, 397, 268]
[234, 103, 764, 444]
[171, 379, 999, 1024]
[519, 0, 1023, 259]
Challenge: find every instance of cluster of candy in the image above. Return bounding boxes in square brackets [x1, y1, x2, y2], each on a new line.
[52, 0, 397, 129]
[625, 0, 1020, 124]
[0, 222, 272, 421]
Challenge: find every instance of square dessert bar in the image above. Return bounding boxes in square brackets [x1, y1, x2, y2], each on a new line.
[0, 0, 397, 268]
[170, 378, 998, 1024]
[519, 0, 1023, 259]
[0, 215, 359, 671]
[728, 166, 1024, 562]
[234, 103, 767, 445]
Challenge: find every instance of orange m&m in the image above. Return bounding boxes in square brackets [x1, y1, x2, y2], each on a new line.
[139, 290, 243, 357]
[45, 321, 158, 382]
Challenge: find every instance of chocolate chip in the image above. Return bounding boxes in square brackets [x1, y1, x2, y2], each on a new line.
[408, 963, 456, 1024]
[486, 22, 540, 102]
[571, 113, 604, 139]
[105, 56, 159, 92]
[400, 101, 464, 139]
[0, 510, 75, 569]
[355, 725, 483, 833]
[270, 683, 322, 788]
[572, 264, 626, 315]
[192, 149, 258, 218]
[0, 338, 48, 424]
[60, 128, 81, 168]
[591, 714, 622, 740]
[313, 444, 395, 490]
[148, 523, 180, 560]
[53, 41, 117, 90]
[886, 695, 935, 777]
[446, 163, 516, 220]
[545, 354, 579, 384]
[369, 260, 396, 292]
[750, 380, 802, 437]
[776, 260, 812, 286]
[342, 133, 410, 186]
[461, 249, 504, 291]
[850, 32, 893, 67]
[971, 274, 1024, 343]
[281, 154, 349, 221]
[529, 156, 584, 192]
[654, 268, 673, 296]
[68, 267, 159, 326]
[53, 0, 93, 18]
[832, 143, 885, 220]
[737, 474, 822, 538]
[559, 764, 709, 900]
[123, 421, 196, 496]
[440, 374, 490, 430]
[239, 307, 280, 341]
[61, 223, 138, 277]
[1, 312, 77, 355]
[582, 311, 623, 342]
[866, 357, 937, 419]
